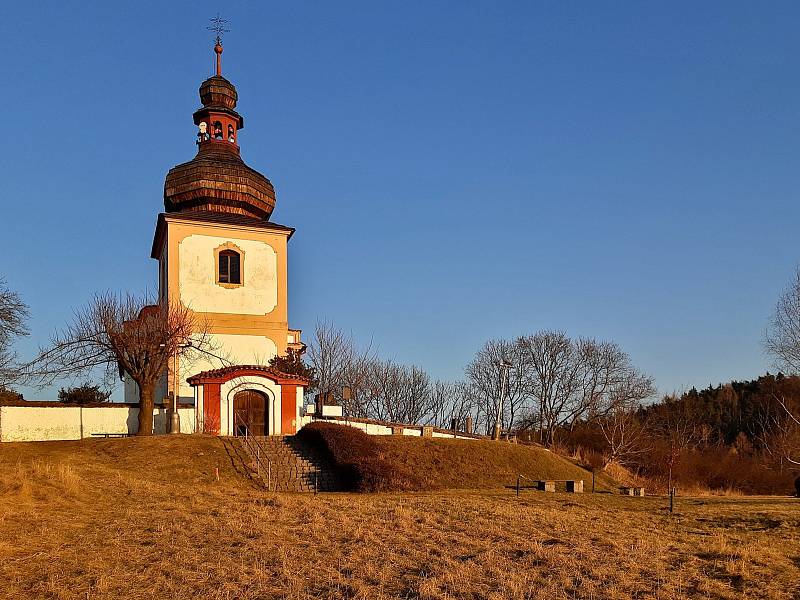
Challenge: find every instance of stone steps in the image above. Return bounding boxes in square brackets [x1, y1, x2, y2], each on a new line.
[230, 434, 342, 493]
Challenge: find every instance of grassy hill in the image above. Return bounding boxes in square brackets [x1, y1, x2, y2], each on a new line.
[296, 422, 615, 492]
[374, 436, 615, 491]
[0, 435, 247, 507]
[1, 435, 799, 599]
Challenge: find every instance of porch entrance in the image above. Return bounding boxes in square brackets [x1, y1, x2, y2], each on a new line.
[233, 390, 268, 436]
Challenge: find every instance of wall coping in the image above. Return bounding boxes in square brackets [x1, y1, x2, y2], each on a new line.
[314, 415, 486, 440]
[0, 400, 195, 409]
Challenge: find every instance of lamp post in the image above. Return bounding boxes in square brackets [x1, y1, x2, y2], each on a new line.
[492, 359, 513, 440]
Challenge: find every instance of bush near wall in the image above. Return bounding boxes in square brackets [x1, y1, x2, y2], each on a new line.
[57, 382, 111, 405]
[296, 422, 423, 492]
[0, 386, 23, 403]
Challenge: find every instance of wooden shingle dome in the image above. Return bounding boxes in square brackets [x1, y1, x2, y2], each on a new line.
[199, 75, 238, 110]
[163, 42, 275, 221]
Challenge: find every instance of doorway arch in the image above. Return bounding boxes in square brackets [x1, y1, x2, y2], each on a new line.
[232, 389, 268, 436]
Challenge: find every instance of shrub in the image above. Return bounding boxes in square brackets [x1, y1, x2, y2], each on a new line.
[268, 349, 317, 389]
[57, 382, 111, 405]
[296, 422, 423, 492]
[0, 386, 22, 403]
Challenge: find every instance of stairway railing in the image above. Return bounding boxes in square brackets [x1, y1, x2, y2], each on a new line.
[233, 413, 272, 491]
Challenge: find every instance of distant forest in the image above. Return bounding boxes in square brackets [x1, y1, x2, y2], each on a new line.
[563, 373, 800, 495]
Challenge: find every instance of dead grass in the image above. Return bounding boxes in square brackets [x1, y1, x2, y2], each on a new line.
[374, 435, 618, 491]
[0, 436, 799, 599]
[299, 422, 613, 492]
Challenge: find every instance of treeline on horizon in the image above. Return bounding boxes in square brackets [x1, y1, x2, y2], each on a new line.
[564, 373, 800, 495]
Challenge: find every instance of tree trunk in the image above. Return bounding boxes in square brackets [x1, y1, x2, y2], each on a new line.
[137, 382, 155, 436]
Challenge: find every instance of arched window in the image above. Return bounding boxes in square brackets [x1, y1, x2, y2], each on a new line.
[227, 124, 235, 143]
[213, 121, 223, 140]
[218, 249, 241, 284]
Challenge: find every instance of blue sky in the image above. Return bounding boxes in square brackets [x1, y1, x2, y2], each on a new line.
[2, 2, 798, 399]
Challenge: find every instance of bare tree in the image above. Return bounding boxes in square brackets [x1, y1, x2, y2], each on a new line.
[338, 348, 377, 418]
[651, 396, 699, 491]
[24, 293, 209, 436]
[426, 380, 476, 429]
[360, 359, 432, 424]
[517, 331, 583, 445]
[598, 405, 651, 467]
[751, 393, 800, 468]
[573, 339, 652, 422]
[0, 278, 29, 387]
[465, 339, 529, 435]
[765, 267, 800, 373]
[306, 320, 374, 411]
[763, 267, 800, 463]
[517, 331, 654, 446]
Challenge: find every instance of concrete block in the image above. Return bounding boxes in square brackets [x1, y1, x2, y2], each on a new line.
[566, 480, 584, 493]
[537, 480, 555, 493]
[321, 405, 343, 417]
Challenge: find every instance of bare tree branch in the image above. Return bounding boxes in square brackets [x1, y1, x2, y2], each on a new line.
[763, 267, 800, 464]
[0, 278, 30, 388]
[22, 293, 209, 435]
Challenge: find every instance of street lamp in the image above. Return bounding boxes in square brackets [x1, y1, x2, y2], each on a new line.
[492, 359, 513, 441]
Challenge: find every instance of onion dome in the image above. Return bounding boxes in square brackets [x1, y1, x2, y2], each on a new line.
[199, 75, 238, 110]
[163, 41, 276, 221]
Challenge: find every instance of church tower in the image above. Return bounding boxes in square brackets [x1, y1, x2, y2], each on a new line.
[134, 37, 307, 436]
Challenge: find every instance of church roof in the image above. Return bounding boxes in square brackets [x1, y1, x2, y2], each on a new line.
[150, 211, 294, 258]
[163, 142, 276, 220]
[161, 210, 293, 231]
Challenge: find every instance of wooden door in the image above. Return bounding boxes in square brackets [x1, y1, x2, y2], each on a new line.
[233, 390, 267, 436]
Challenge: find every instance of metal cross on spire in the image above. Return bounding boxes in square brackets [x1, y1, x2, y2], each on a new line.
[207, 14, 230, 44]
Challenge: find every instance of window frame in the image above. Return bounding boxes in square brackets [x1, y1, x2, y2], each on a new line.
[214, 242, 245, 288]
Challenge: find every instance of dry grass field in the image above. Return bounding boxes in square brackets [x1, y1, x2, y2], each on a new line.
[1, 436, 799, 600]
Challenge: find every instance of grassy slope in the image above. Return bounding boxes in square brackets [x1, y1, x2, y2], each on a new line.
[298, 422, 613, 492]
[0, 435, 246, 493]
[374, 436, 613, 491]
[1, 437, 799, 599]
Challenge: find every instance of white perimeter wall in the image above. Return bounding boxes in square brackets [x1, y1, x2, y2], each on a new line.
[303, 416, 478, 440]
[0, 406, 196, 442]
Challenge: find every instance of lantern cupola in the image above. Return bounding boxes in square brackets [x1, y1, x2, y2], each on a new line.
[193, 41, 243, 148]
[163, 40, 276, 221]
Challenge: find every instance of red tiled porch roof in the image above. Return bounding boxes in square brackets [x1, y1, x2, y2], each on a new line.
[186, 364, 309, 387]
